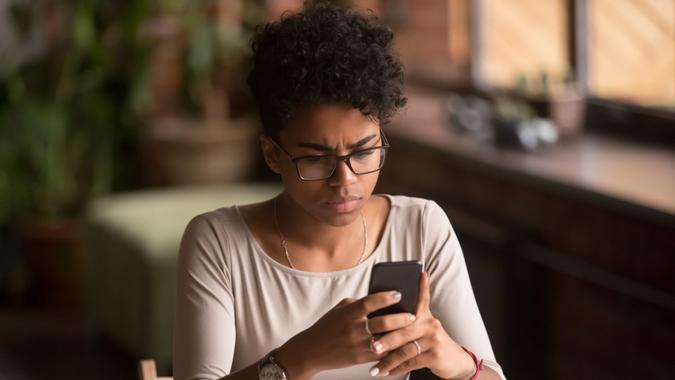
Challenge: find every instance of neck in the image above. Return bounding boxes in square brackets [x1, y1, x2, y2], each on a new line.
[275, 194, 366, 261]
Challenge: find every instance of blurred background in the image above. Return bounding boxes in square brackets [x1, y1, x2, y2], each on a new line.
[0, 0, 673, 379]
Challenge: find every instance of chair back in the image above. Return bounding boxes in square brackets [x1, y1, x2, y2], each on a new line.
[138, 359, 173, 380]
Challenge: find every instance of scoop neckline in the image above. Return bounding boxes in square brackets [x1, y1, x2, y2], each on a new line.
[233, 194, 394, 278]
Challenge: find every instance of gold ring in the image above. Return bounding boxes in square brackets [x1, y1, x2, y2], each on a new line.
[413, 340, 421, 356]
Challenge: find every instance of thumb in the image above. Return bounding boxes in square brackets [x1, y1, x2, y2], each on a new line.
[416, 271, 431, 315]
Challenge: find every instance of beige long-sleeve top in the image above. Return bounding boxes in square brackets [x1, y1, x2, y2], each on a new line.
[173, 195, 505, 380]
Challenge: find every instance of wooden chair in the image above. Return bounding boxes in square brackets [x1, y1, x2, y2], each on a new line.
[138, 359, 173, 380]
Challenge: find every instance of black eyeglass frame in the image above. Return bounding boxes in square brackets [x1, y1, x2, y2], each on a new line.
[269, 130, 391, 181]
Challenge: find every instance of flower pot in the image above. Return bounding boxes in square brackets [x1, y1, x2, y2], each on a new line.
[142, 116, 259, 186]
[16, 218, 82, 310]
[549, 90, 586, 139]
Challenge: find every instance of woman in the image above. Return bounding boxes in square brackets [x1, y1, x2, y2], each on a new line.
[173, 3, 505, 380]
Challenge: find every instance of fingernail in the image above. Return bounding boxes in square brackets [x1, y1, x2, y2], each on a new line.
[391, 291, 401, 301]
[373, 341, 384, 353]
[409, 314, 416, 321]
[370, 367, 380, 377]
[380, 370, 390, 377]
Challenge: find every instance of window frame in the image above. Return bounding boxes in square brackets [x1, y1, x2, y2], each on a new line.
[465, 0, 675, 146]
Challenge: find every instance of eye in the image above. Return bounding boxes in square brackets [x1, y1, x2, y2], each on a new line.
[303, 155, 330, 163]
[354, 149, 375, 158]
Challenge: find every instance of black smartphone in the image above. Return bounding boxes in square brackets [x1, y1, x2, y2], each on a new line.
[367, 261, 423, 319]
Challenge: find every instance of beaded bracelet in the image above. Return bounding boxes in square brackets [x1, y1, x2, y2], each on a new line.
[461, 346, 484, 380]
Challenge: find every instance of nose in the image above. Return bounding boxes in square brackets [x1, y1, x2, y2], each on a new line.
[328, 159, 358, 187]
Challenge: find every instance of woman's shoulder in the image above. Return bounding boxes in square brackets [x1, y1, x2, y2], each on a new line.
[381, 194, 451, 239]
[179, 205, 257, 272]
[182, 205, 246, 242]
[384, 194, 427, 207]
[382, 194, 444, 218]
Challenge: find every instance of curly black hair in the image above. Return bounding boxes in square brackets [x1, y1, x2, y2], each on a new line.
[247, 2, 407, 139]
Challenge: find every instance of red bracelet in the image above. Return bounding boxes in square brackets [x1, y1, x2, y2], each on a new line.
[461, 346, 484, 380]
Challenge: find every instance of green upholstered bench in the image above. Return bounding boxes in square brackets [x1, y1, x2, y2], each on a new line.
[83, 184, 281, 370]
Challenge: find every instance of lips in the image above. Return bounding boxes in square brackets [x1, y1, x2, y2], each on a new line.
[327, 196, 360, 203]
[326, 197, 361, 213]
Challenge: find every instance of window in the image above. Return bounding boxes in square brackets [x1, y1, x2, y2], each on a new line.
[477, 0, 569, 92]
[474, 0, 675, 109]
[587, 0, 675, 108]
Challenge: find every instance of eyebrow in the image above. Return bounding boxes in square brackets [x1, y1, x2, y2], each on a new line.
[297, 134, 378, 152]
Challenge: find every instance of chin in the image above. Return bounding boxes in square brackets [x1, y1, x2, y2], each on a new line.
[331, 212, 360, 226]
[317, 201, 364, 226]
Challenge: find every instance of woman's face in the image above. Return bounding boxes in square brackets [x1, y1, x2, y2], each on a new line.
[265, 103, 383, 227]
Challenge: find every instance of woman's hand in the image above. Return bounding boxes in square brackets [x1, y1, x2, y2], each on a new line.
[276, 290, 417, 379]
[367, 272, 477, 379]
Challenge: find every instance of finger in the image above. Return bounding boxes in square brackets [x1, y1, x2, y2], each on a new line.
[385, 350, 429, 377]
[415, 271, 431, 315]
[370, 337, 431, 377]
[387, 338, 433, 376]
[335, 297, 357, 308]
[370, 321, 424, 354]
[349, 291, 401, 318]
[358, 342, 389, 364]
[352, 331, 390, 363]
[345, 333, 388, 365]
[366, 313, 417, 335]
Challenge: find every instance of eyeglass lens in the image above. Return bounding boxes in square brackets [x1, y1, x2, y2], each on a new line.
[296, 147, 386, 180]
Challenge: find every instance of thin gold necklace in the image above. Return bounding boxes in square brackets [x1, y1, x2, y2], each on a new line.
[273, 197, 368, 270]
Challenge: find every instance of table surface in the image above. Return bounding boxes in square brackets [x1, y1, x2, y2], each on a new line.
[389, 88, 675, 224]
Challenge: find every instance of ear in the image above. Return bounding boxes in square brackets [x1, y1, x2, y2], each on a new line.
[260, 135, 281, 174]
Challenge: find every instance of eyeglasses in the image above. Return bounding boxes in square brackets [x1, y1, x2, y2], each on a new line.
[270, 131, 390, 181]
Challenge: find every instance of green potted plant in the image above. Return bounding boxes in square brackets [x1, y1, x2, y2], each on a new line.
[515, 69, 586, 139]
[546, 71, 586, 139]
[492, 95, 559, 151]
[0, 0, 151, 308]
[140, 0, 266, 186]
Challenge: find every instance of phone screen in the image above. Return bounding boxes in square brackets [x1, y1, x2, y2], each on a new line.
[367, 261, 423, 319]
